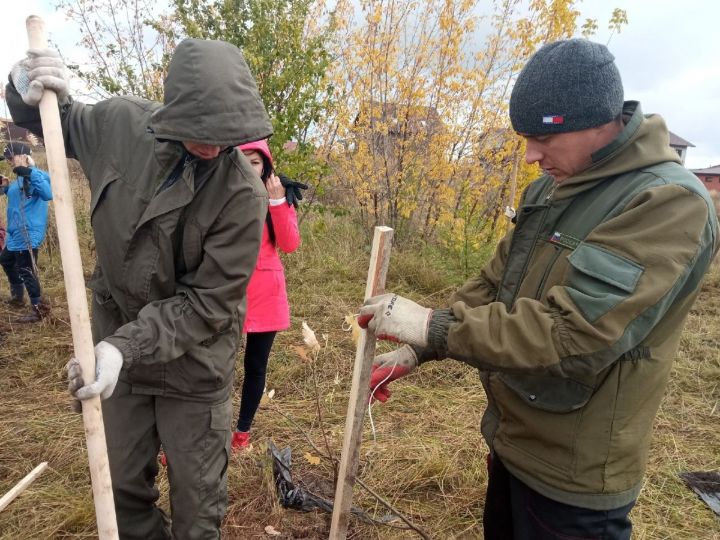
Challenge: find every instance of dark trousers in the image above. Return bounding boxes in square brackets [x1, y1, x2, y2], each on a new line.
[0, 247, 41, 301]
[103, 380, 232, 540]
[236, 331, 277, 432]
[483, 454, 635, 540]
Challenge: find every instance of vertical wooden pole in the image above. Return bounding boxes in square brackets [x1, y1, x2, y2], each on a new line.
[25, 15, 119, 539]
[330, 226, 393, 538]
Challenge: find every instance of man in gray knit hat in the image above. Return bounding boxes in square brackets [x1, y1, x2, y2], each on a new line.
[357, 38, 719, 538]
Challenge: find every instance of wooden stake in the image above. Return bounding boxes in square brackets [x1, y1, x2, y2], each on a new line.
[0, 462, 49, 512]
[25, 16, 119, 539]
[330, 226, 393, 539]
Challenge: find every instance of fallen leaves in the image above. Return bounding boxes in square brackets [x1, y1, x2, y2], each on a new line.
[303, 452, 321, 465]
[291, 344, 311, 362]
[343, 314, 361, 346]
[302, 321, 321, 353]
[264, 525, 281, 536]
[259, 388, 276, 406]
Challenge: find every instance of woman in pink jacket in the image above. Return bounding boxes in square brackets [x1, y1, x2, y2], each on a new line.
[233, 139, 301, 451]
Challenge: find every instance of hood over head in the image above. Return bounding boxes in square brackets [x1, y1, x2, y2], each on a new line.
[149, 39, 272, 147]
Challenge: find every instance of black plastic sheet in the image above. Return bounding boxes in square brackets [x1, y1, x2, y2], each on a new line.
[267, 440, 403, 526]
[679, 471, 720, 517]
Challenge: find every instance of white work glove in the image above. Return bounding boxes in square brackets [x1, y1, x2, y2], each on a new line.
[369, 345, 419, 403]
[10, 48, 70, 106]
[358, 293, 432, 347]
[66, 341, 124, 411]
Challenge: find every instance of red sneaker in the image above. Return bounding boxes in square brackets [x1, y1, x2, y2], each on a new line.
[231, 431, 250, 452]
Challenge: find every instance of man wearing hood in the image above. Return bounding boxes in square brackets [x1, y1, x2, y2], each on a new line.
[356, 39, 719, 538]
[6, 39, 271, 539]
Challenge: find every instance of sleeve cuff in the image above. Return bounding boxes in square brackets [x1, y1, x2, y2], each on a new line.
[426, 308, 456, 358]
[410, 344, 439, 365]
[103, 336, 136, 368]
[269, 197, 287, 206]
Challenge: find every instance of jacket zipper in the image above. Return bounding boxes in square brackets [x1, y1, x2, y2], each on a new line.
[506, 182, 558, 306]
[533, 182, 561, 299]
[489, 181, 557, 420]
[545, 182, 558, 202]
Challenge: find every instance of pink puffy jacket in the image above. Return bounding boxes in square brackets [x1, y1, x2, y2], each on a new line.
[239, 140, 301, 333]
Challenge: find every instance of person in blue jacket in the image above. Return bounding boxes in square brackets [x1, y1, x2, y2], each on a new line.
[0, 141, 52, 322]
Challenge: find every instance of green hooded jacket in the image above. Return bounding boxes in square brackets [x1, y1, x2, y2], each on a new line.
[427, 102, 719, 509]
[7, 39, 273, 401]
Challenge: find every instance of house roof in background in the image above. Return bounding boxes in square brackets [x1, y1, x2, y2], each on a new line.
[692, 164, 720, 174]
[669, 131, 695, 148]
[0, 118, 43, 148]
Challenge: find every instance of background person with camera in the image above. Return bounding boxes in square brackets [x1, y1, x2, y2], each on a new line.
[0, 141, 52, 323]
[231, 138, 305, 452]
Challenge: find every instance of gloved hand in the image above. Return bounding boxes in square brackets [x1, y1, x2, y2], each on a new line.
[369, 345, 418, 403]
[358, 293, 432, 347]
[278, 173, 308, 208]
[13, 166, 33, 177]
[66, 341, 124, 412]
[10, 48, 70, 106]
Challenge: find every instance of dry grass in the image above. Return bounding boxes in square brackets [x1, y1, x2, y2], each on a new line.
[0, 188, 718, 538]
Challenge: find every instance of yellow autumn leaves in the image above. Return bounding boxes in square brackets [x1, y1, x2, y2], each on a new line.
[317, 0, 598, 251]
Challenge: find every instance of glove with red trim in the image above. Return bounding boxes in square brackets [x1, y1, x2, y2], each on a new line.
[368, 345, 418, 403]
[357, 293, 432, 347]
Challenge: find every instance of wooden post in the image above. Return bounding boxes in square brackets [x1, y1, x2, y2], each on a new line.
[0, 462, 48, 512]
[330, 226, 393, 538]
[25, 16, 119, 539]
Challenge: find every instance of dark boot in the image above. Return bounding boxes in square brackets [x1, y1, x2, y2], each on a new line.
[16, 300, 50, 324]
[6, 283, 25, 308]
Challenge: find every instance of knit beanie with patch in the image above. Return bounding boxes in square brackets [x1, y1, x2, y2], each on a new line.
[509, 38, 624, 135]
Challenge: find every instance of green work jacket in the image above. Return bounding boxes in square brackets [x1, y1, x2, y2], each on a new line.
[430, 102, 719, 509]
[7, 39, 272, 401]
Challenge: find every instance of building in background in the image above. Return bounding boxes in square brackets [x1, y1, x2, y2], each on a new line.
[1, 117, 43, 149]
[692, 164, 720, 192]
[668, 131, 695, 165]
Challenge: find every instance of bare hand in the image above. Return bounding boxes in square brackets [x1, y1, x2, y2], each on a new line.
[265, 173, 285, 199]
[0, 176, 9, 188]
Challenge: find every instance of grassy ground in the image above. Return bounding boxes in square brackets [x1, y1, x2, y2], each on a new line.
[0, 182, 718, 539]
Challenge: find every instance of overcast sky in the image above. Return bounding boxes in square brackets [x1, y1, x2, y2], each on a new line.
[1, 0, 718, 169]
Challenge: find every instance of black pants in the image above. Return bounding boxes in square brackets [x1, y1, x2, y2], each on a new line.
[236, 331, 277, 432]
[0, 247, 41, 302]
[483, 454, 635, 540]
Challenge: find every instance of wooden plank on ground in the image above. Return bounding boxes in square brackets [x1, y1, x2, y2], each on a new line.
[329, 226, 393, 539]
[0, 462, 48, 512]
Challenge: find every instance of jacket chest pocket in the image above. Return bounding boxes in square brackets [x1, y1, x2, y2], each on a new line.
[565, 242, 644, 324]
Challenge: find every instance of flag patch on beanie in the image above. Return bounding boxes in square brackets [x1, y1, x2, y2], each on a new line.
[542, 115, 564, 124]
